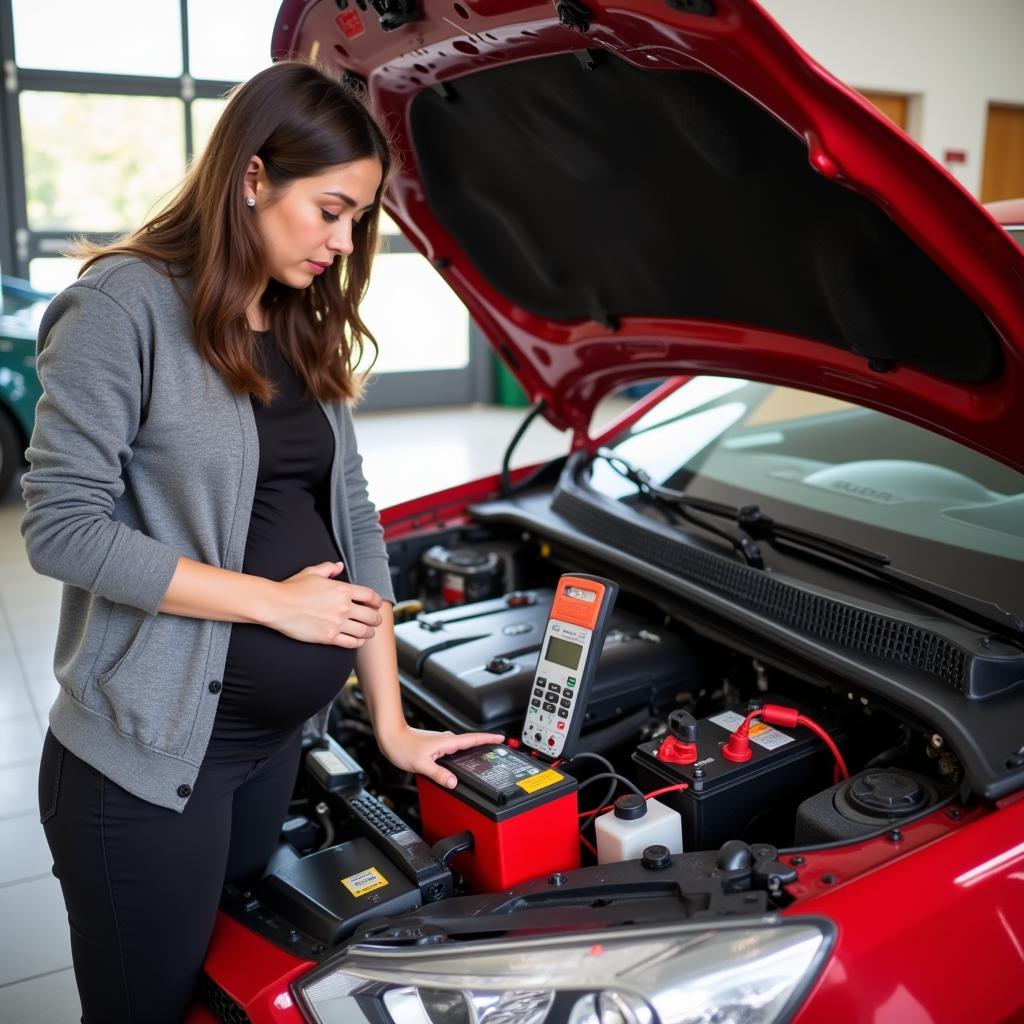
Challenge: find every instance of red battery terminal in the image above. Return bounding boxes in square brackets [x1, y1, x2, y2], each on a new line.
[656, 709, 700, 765]
[721, 715, 755, 763]
[721, 704, 850, 782]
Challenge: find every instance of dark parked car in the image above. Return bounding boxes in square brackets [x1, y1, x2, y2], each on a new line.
[30, 2, 1023, 1022]
[0, 276, 48, 497]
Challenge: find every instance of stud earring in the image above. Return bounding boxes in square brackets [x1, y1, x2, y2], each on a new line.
[246, 196, 256, 208]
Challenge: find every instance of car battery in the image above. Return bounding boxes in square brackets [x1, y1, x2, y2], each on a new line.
[417, 743, 579, 891]
[395, 589, 701, 736]
[633, 704, 844, 851]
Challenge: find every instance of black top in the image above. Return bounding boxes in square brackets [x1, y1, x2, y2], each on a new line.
[210, 332, 357, 754]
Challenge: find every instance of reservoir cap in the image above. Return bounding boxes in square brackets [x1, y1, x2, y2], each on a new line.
[613, 794, 647, 820]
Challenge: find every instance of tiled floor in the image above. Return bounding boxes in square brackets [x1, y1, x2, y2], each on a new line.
[0, 401, 576, 1022]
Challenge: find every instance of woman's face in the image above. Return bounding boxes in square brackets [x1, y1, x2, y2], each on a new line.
[246, 156, 384, 290]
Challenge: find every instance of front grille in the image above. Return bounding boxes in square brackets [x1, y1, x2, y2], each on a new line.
[553, 486, 968, 689]
[199, 973, 253, 1024]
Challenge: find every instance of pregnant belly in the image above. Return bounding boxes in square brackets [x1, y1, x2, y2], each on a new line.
[215, 501, 358, 736]
[219, 624, 357, 729]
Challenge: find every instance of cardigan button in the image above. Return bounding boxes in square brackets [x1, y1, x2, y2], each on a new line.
[208, 680, 222, 694]
[177, 784, 192, 799]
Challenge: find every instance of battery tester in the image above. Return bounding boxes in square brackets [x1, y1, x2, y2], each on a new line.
[521, 573, 619, 759]
[416, 574, 618, 888]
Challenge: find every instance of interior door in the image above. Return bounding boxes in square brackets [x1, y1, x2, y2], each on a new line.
[857, 90, 910, 132]
[981, 103, 1024, 204]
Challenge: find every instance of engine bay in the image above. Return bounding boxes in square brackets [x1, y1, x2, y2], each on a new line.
[215, 521, 973, 987]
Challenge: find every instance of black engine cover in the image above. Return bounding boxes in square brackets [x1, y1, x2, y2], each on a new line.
[395, 589, 701, 735]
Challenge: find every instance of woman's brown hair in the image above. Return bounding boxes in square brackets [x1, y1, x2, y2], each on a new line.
[73, 60, 392, 403]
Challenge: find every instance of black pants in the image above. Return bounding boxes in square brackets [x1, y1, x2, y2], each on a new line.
[38, 726, 302, 1024]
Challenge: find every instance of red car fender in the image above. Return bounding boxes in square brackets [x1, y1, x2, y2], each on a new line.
[187, 911, 312, 1023]
[787, 798, 1024, 1023]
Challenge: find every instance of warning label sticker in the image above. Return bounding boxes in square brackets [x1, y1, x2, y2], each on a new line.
[709, 711, 794, 751]
[516, 768, 564, 793]
[336, 9, 364, 39]
[709, 710, 745, 732]
[341, 866, 389, 897]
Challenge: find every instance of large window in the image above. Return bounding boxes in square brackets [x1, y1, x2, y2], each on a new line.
[21, 92, 186, 233]
[12, 0, 183, 77]
[0, 0, 485, 404]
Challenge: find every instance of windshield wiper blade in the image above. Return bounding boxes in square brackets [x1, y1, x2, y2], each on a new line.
[597, 448, 889, 567]
[594, 449, 1024, 636]
[595, 448, 768, 567]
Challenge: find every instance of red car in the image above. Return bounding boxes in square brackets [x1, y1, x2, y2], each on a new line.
[186, 2, 1024, 1022]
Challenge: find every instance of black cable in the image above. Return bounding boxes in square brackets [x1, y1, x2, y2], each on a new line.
[579, 798, 615, 838]
[504, 454, 566, 498]
[864, 725, 912, 769]
[564, 751, 615, 775]
[575, 771, 644, 799]
[565, 753, 619, 829]
[575, 772, 645, 849]
[314, 801, 335, 851]
[500, 400, 547, 497]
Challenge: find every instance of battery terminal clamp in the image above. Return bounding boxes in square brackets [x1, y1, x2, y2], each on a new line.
[720, 704, 849, 782]
[657, 710, 699, 765]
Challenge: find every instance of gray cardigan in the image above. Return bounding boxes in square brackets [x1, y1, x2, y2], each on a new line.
[21, 254, 395, 812]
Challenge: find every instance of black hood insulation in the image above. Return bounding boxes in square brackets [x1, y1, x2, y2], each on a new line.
[410, 52, 1001, 383]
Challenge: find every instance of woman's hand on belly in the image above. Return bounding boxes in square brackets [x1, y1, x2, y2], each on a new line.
[377, 723, 506, 790]
[267, 561, 383, 647]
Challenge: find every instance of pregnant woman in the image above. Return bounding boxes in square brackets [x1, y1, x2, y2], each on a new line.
[21, 59, 499, 1023]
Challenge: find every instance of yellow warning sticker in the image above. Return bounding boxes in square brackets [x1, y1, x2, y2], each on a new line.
[341, 866, 389, 897]
[517, 769, 564, 794]
[748, 722, 771, 737]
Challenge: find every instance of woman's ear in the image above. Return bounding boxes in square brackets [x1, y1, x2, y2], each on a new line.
[244, 155, 265, 202]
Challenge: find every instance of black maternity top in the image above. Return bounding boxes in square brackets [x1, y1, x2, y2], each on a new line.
[210, 331, 358, 754]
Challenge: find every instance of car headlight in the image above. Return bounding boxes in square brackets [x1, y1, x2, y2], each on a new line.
[292, 920, 832, 1024]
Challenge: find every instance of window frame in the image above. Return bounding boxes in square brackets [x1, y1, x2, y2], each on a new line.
[0, 0, 493, 406]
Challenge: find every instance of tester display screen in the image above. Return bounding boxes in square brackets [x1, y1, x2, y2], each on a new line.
[544, 634, 583, 670]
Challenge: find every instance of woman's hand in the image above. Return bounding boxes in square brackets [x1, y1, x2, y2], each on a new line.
[267, 561, 383, 647]
[377, 723, 506, 789]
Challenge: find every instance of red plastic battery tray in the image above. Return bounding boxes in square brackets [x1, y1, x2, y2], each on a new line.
[417, 743, 580, 891]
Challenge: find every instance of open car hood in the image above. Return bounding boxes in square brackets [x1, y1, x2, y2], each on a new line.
[272, 0, 1024, 472]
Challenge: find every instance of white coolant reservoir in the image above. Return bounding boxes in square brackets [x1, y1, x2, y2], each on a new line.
[594, 794, 683, 865]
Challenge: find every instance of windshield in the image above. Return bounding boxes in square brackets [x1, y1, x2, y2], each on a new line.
[594, 377, 1024, 618]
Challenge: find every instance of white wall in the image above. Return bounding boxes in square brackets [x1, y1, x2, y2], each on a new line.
[758, 0, 1024, 196]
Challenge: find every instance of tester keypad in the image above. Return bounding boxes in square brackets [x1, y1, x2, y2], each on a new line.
[524, 618, 593, 756]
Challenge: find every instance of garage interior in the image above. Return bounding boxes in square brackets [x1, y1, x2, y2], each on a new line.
[1, 1, 1023, 1020]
